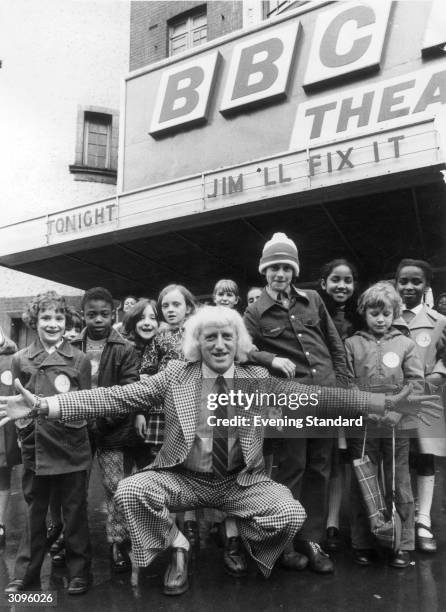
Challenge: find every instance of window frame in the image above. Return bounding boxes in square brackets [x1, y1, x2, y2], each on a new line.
[82, 111, 112, 171]
[168, 8, 207, 57]
[69, 105, 119, 183]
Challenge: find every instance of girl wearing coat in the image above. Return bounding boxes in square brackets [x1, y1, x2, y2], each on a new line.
[394, 259, 446, 554]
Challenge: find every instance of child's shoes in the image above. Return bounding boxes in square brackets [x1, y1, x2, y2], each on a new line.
[389, 550, 410, 568]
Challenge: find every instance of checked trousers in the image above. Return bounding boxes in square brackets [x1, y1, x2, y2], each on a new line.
[115, 469, 306, 577]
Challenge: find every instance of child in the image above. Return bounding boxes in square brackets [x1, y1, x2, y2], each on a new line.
[153, 285, 199, 546]
[319, 258, 361, 551]
[113, 295, 138, 333]
[435, 292, 446, 317]
[5, 292, 92, 596]
[64, 310, 83, 342]
[394, 259, 446, 553]
[72, 287, 139, 573]
[48, 308, 84, 566]
[346, 282, 424, 568]
[244, 233, 350, 574]
[154, 284, 197, 370]
[122, 299, 161, 469]
[213, 279, 240, 310]
[0, 327, 21, 549]
[246, 286, 262, 306]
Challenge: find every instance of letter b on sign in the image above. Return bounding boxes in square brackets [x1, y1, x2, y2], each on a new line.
[159, 66, 205, 122]
[150, 53, 220, 137]
[220, 21, 300, 115]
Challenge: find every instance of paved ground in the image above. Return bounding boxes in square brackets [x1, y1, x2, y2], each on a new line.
[0, 459, 445, 612]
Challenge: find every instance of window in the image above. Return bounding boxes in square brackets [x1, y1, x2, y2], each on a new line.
[265, 1, 308, 19]
[83, 112, 111, 169]
[169, 9, 207, 56]
[70, 106, 119, 184]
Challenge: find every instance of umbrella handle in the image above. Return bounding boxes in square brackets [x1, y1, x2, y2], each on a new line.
[361, 424, 368, 460]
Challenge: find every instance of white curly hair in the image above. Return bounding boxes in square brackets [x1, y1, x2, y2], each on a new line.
[182, 305, 253, 363]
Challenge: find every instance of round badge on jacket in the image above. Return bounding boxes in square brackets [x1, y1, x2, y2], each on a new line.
[382, 352, 400, 368]
[0, 370, 13, 386]
[54, 373, 71, 393]
[416, 332, 431, 348]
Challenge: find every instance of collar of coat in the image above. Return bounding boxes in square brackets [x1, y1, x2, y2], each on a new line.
[353, 327, 404, 342]
[27, 338, 74, 360]
[73, 326, 128, 347]
[255, 285, 310, 315]
[393, 305, 446, 331]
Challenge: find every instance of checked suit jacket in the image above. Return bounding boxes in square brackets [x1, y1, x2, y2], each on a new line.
[54, 360, 385, 485]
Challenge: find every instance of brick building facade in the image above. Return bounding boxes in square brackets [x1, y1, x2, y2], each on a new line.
[130, 1, 244, 70]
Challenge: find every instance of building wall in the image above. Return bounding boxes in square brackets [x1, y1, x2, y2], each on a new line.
[129, 1, 243, 70]
[0, 0, 130, 227]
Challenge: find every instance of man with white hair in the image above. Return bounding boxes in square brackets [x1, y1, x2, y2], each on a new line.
[0, 306, 439, 596]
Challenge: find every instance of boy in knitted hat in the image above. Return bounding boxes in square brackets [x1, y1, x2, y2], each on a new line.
[244, 232, 350, 574]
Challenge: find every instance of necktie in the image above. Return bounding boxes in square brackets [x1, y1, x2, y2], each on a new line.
[402, 310, 415, 324]
[212, 375, 229, 478]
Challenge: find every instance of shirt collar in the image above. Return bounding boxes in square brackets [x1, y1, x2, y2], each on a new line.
[262, 285, 308, 307]
[266, 286, 292, 302]
[404, 303, 423, 315]
[201, 362, 235, 379]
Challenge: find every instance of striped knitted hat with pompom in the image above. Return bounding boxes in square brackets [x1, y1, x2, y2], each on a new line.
[258, 232, 299, 276]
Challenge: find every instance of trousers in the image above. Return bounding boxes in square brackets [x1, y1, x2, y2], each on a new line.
[115, 468, 306, 577]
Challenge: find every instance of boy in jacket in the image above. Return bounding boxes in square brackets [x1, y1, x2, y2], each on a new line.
[72, 287, 139, 573]
[5, 292, 92, 596]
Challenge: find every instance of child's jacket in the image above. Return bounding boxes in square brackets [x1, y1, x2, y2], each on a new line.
[72, 327, 139, 448]
[12, 338, 91, 475]
[345, 328, 424, 394]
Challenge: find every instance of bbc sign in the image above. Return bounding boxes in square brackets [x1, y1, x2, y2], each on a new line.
[149, 1, 395, 137]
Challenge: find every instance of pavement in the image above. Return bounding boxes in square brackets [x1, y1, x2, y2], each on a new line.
[0, 459, 445, 612]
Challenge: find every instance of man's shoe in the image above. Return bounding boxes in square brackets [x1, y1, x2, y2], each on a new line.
[389, 550, 410, 568]
[183, 520, 200, 549]
[325, 527, 342, 552]
[416, 523, 437, 553]
[163, 547, 190, 596]
[4, 579, 40, 594]
[279, 550, 309, 571]
[46, 523, 63, 549]
[223, 537, 248, 577]
[353, 549, 375, 566]
[52, 547, 66, 567]
[67, 576, 90, 596]
[110, 543, 131, 573]
[295, 541, 334, 574]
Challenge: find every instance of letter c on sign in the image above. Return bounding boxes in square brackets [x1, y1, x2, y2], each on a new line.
[304, 1, 391, 90]
[319, 6, 375, 68]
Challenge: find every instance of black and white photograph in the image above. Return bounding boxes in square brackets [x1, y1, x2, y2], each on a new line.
[0, 1, 446, 610]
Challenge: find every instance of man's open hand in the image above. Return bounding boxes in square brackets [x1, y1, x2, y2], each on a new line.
[0, 379, 36, 426]
[386, 385, 442, 426]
